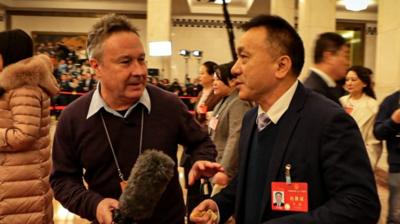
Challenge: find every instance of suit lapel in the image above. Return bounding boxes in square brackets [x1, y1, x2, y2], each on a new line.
[259, 84, 307, 217]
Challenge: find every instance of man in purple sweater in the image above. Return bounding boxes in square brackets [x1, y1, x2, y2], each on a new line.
[50, 14, 221, 224]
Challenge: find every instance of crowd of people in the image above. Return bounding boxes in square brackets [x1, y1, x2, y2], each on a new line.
[0, 13, 399, 224]
[35, 40, 205, 113]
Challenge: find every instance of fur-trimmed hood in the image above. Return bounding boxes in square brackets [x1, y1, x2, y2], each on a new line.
[0, 54, 59, 96]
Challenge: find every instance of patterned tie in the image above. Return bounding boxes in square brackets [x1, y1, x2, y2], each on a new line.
[257, 113, 271, 131]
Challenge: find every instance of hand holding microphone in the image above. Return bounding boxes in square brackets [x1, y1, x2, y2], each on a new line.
[112, 149, 175, 223]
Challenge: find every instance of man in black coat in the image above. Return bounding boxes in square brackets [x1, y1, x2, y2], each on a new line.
[190, 14, 380, 224]
[303, 32, 349, 104]
[374, 90, 400, 223]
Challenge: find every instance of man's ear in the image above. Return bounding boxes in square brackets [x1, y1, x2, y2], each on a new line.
[275, 55, 292, 79]
[89, 58, 101, 78]
[323, 51, 335, 65]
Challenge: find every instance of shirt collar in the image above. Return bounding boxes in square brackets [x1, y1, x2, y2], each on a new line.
[257, 80, 298, 124]
[86, 82, 151, 119]
[310, 67, 336, 87]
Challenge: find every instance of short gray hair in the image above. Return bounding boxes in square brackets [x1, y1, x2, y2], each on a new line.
[87, 14, 139, 60]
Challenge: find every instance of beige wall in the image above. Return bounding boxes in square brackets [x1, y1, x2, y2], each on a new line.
[170, 16, 246, 82]
[8, 14, 382, 89]
[11, 14, 246, 83]
[364, 22, 377, 73]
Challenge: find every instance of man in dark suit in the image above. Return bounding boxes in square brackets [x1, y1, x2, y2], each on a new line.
[374, 90, 400, 223]
[303, 32, 349, 104]
[190, 15, 380, 224]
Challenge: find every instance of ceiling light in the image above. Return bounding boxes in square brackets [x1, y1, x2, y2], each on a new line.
[343, 0, 369, 11]
[192, 50, 203, 58]
[213, 0, 232, 4]
[179, 49, 191, 57]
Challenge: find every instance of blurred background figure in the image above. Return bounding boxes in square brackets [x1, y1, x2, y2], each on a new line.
[339, 65, 382, 170]
[194, 61, 223, 127]
[304, 32, 349, 104]
[182, 60, 223, 223]
[0, 29, 59, 223]
[374, 89, 400, 223]
[209, 62, 253, 196]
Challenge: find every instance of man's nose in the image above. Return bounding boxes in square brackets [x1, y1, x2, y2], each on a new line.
[130, 62, 147, 75]
[231, 60, 240, 77]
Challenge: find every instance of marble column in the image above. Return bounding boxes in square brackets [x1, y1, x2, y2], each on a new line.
[270, 0, 296, 26]
[146, 0, 172, 79]
[297, 0, 336, 80]
[374, 0, 400, 100]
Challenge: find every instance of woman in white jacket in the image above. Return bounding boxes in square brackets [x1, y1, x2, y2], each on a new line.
[340, 65, 382, 170]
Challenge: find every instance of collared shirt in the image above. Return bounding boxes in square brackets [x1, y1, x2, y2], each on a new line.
[310, 67, 336, 87]
[86, 82, 151, 119]
[257, 81, 298, 125]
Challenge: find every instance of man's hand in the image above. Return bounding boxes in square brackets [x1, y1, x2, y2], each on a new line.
[391, 108, 400, 124]
[96, 198, 119, 224]
[188, 160, 224, 185]
[190, 199, 219, 224]
[212, 172, 229, 186]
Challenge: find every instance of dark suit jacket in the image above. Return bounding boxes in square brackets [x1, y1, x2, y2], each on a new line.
[213, 83, 380, 224]
[303, 71, 343, 105]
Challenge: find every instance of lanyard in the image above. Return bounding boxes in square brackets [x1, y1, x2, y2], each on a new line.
[100, 108, 144, 182]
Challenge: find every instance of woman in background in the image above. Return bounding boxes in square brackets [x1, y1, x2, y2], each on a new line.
[209, 62, 253, 195]
[339, 65, 382, 170]
[194, 61, 223, 127]
[0, 29, 59, 223]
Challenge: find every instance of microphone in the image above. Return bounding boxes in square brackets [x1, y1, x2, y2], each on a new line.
[113, 149, 175, 223]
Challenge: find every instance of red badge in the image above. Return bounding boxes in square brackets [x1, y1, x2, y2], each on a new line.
[271, 182, 308, 212]
[344, 106, 353, 114]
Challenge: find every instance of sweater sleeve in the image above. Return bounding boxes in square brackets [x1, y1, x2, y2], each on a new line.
[50, 111, 103, 221]
[374, 95, 400, 140]
[0, 87, 41, 151]
[219, 100, 250, 177]
[177, 98, 217, 162]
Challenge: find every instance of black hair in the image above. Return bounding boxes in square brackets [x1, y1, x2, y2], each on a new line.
[347, 65, 376, 99]
[314, 32, 347, 64]
[242, 15, 305, 76]
[0, 29, 33, 67]
[202, 61, 218, 76]
[215, 61, 234, 86]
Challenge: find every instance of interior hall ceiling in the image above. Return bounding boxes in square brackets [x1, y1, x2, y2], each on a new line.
[0, 0, 377, 16]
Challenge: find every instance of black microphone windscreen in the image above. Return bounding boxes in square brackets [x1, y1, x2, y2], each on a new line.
[118, 149, 175, 220]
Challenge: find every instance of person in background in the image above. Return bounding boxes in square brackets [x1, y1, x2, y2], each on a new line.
[303, 32, 350, 104]
[191, 14, 380, 224]
[187, 77, 203, 97]
[168, 78, 183, 95]
[209, 62, 252, 196]
[195, 61, 223, 127]
[339, 65, 382, 170]
[0, 29, 59, 223]
[183, 61, 224, 223]
[374, 90, 400, 223]
[50, 14, 221, 224]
